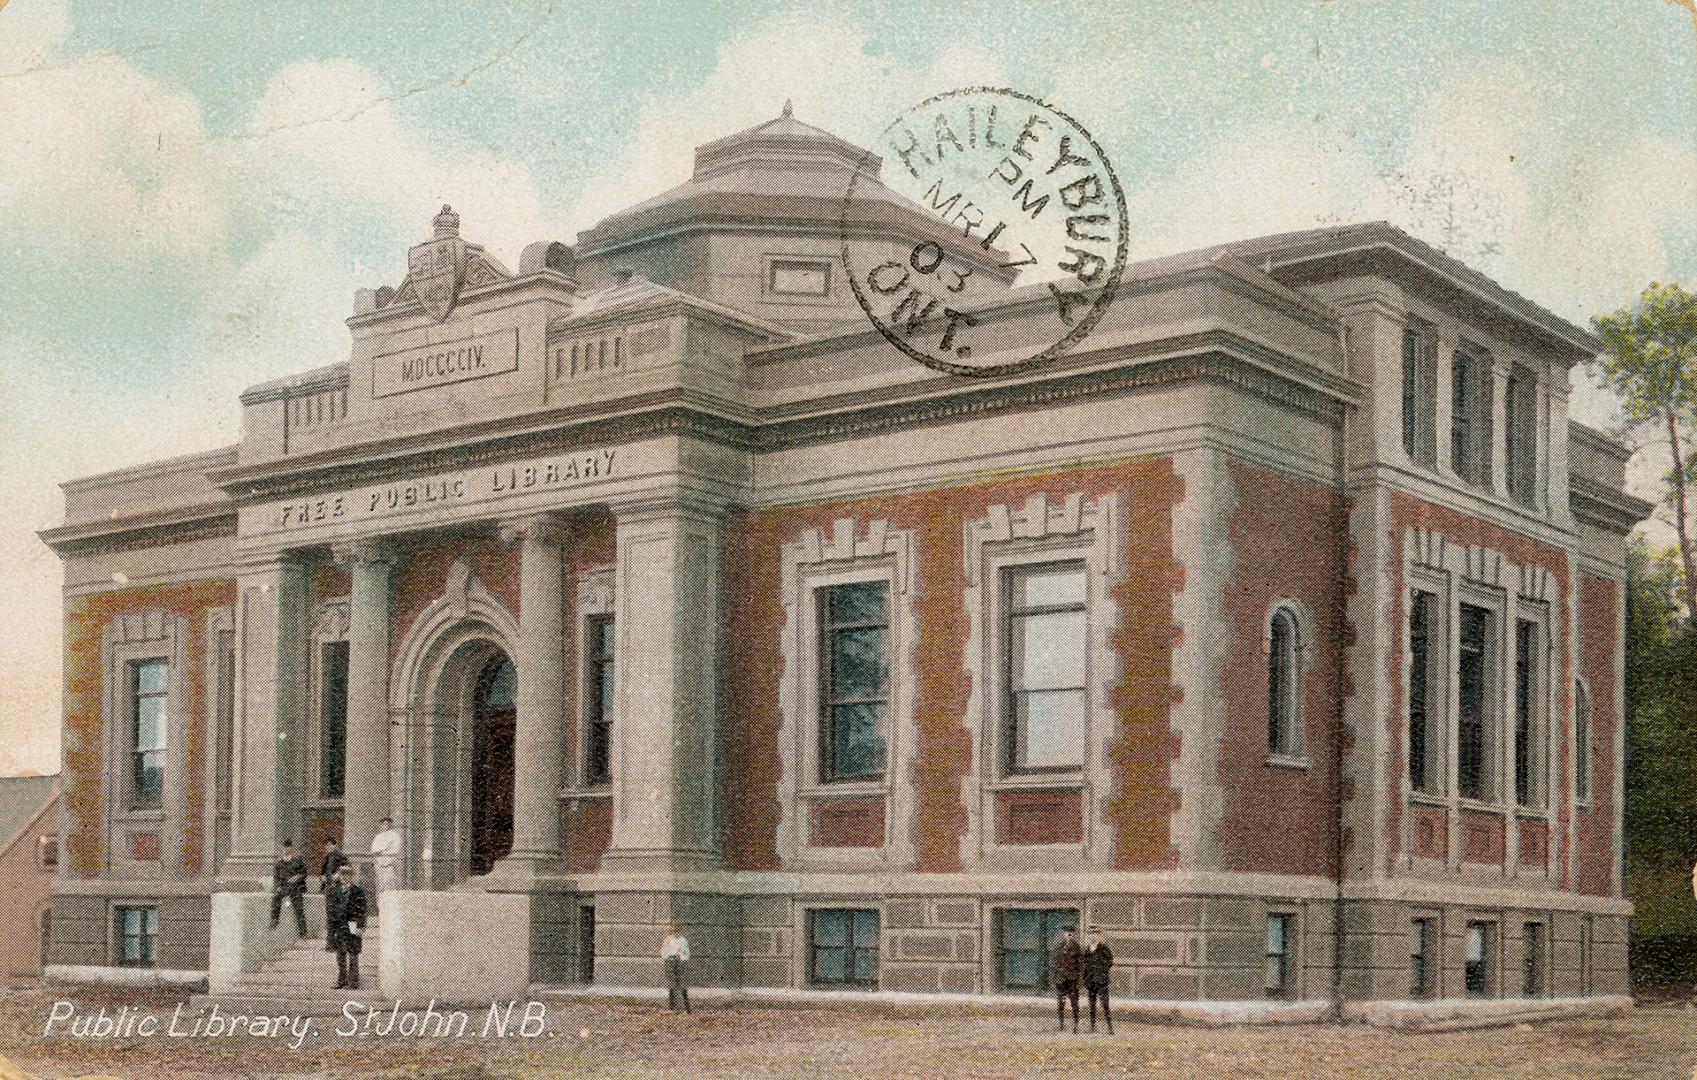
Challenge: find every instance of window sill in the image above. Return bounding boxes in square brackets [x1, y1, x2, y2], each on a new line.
[1575, 799, 1595, 812]
[558, 786, 612, 801]
[1263, 753, 1310, 771]
[798, 782, 889, 800]
[1408, 792, 1448, 808]
[986, 774, 1084, 793]
[1456, 799, 1507, 814]
[116, 808, 165, 821]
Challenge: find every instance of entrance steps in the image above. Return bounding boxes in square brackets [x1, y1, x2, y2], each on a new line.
[190, 918, 381, 1016]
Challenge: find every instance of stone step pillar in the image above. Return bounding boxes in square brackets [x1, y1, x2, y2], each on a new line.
[223, 556, 309, 885]
[491, 512, 568, 882]
[336, 540, 396, 879]
[601, 494, 726, 873]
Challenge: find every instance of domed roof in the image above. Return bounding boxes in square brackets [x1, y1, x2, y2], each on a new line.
[575, 104, 1000, 273]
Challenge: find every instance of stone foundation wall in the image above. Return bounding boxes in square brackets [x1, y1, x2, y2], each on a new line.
[592, 891, 740, 989]
[881, 896, 980, 994]
[587, 889, 1626, 1008]
[528, 891, 582, 985]
[49, 892, 211, 973]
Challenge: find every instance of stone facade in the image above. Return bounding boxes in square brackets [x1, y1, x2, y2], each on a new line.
[39, 109, 1647, 1016]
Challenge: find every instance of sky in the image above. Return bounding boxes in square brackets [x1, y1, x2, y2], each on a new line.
[1, 0, 1694, 775]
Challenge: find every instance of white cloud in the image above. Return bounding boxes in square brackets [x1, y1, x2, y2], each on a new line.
[229, 59, 562, 271]
[0, 37, 570, 775]
[563, 13, 1008, 232]
[0, 4, 227, 268]
[1126, 123, 1379, 259]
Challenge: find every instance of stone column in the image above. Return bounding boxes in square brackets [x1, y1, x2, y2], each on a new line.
[601, 494, 725, 873]
[493, 513, 568, 879]
[224, 556, 309, 884]
[336, 540, 396, 870]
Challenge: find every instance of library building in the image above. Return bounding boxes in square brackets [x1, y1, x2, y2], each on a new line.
[40, 107, 1645, 1020]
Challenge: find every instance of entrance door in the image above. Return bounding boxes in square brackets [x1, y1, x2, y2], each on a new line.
[469, 655, 516, 875]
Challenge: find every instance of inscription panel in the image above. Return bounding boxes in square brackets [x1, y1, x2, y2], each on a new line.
[255, 447, 620, 535]
[372, 328, 519, 398]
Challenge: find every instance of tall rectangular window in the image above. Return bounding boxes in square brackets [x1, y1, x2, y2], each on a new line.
[1004, 563, 1087, 773]
[1451, 351, 1494, 487]
[1506, 365, 1537, 504]
[1522, 922, 1544, 996]
[584, 615, 615, 786]
[818, 582, 889, 782]
[1514, 619, 1541, 808]
[1402, 325, 1437, 465]
[995, 908, 1078, 993]
[129, 659, 168, 809]
[1457, 604, 1495, 801]
[1265, 914, 1293, 998]
[216, 638, 236, 816]
[1465, 921, 1494, 997]
[1575, 681, 1593, 803]
[1408, 589, 1442, 794]
[1410, 917, 1436, 998]
[809, 908, 879, 987]
[320, 641, 349, 798]
[114, 905, 157, 968]
[1267, 608, 1301, 757]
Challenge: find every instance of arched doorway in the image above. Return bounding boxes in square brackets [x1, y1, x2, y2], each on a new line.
[468, 654, 516, 875]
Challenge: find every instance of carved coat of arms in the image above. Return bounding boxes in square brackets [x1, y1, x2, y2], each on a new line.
[408, 204, 468, 321]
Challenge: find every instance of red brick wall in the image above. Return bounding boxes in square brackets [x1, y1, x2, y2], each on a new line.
[61, 579, 236, 878]
[1577, 572, 1619, 897]
[565, 798, 611, 873]
[995, 790, 1083, 846]
[1519, 817, 1548, 867]
[1216, 461, 1348, 877]
[718, 458, 1183, 872]
[810, 798, 886, 848]
[1460, 809, 1505, 864]
[1381, 492, 1574, 877]
[388, 528, 521, 664]
[1412, 806, 1447, 860]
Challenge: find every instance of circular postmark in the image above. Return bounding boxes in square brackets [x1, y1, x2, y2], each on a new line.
[838, 87, 1128, 377]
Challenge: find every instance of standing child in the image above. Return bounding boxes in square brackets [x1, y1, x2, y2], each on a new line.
[662, 923, 692, 1013]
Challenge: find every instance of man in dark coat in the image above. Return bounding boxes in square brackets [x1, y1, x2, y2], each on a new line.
[269, 840, 308, 936]
[319, 838, 350, 890]
[1053, 924, 1083, 1033]
[319, 838, 350, 951]
[1084, 925, 1115, 1033]
[326, 863, 368, 989]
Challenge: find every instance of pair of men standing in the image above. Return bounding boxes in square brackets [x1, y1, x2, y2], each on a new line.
[1053, 925, 1115, 1034]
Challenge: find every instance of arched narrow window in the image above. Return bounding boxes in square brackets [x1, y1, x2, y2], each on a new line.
[1575, 680, 1592, 803]
[1267, 607, 1301, 757]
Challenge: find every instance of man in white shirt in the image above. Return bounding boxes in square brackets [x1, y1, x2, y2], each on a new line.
[370, 816, 403, 897]
[661, 923, 691, 1013]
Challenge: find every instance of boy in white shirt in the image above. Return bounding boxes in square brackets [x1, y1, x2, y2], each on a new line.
[661, 923, 691, 1013]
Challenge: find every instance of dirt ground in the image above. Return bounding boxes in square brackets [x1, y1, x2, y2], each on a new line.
[1, 985, 1694, 1080]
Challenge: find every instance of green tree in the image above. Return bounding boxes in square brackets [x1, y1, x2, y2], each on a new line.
[1593, 282, 1697, 616]
[1623, 538, 1697, 982]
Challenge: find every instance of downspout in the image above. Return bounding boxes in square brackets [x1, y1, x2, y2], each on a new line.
[1329, 323, 1353, 1024]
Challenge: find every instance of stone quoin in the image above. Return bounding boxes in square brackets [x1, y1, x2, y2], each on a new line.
[38, 106, 1647, 1018]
